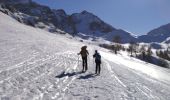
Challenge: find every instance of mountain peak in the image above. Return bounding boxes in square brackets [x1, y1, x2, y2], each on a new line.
[81, 10, 91, 14]
[53, 9, 67, 16]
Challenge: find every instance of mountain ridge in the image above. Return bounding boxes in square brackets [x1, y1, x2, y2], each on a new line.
[138, 23, 170, 43]
[0, 1, 137, 43]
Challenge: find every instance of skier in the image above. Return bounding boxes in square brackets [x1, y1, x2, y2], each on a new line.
[78, 46, 89, 72]
[93, 50, 101, 75]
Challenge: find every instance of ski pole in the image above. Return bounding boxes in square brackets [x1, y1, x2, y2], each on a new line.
[93, 57, 94, 65]
[78, 55, 80, 66]
[88, 55, 90, 67]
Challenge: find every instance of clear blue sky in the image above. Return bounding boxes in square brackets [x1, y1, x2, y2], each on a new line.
[32, 0, 170, 35]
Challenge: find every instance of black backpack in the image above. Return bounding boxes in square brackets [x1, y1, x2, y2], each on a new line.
[95, 53, 101, 61]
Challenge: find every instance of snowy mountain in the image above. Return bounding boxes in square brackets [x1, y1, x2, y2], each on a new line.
[138, 23, 170, 43]
[0, 11, 170, 100]
[71, 11, 137, 43]
[1, 0, 170, 44]
[0, 1, 136, 43]
[71, 10, 114, 35]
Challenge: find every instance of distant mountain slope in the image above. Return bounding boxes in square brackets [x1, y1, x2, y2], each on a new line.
[138, 23, 170, 43]
[0, 0, 136, 43]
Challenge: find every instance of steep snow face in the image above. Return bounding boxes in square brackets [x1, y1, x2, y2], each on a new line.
[71, 10, 114, 35]
[138, 23, 170, 43]
[0, 12, 170, 100]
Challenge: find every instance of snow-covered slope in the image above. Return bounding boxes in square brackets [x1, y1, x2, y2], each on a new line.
[0, 12, 170, 100]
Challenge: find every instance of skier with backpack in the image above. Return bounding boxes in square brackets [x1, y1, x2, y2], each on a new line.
[78, 46, 89, 72]
[93, 50, 101, 75]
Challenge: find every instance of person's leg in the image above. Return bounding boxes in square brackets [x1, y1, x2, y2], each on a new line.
[95, 63, 98, 74]
[98, 64, 101, 74]
[85, 57, 88, 71]
[82, 58, 85, 72]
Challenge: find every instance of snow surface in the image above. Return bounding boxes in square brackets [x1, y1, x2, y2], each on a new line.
[0, 12, 170, 100]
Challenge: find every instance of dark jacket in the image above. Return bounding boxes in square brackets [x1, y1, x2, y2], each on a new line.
[93, 53, 101, 64]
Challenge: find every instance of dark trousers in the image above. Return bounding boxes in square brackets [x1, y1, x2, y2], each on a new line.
[82, 57, 88, 71]
[95, 61, 101, 74]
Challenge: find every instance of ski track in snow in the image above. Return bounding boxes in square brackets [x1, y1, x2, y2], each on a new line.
[101, 58, 170, 100]
[1, 44, 170, 100]
[0, 50, 80, 100]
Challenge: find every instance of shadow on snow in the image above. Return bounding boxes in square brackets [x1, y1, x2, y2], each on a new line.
[55, 71, 82, 78]
[78, 73, 97, 79]
[55, 71, 97, 79]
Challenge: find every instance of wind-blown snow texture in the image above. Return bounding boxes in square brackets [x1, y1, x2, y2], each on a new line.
[0, 12, 170, 100]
